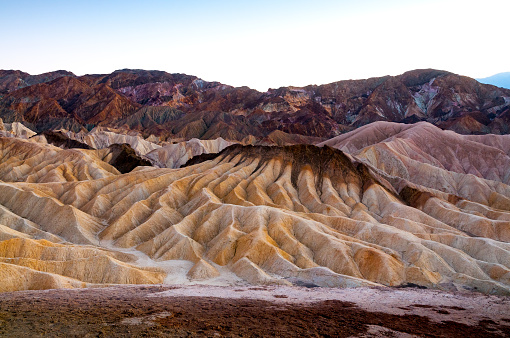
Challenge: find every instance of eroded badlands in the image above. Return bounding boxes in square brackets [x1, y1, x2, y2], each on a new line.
[0, 122, 510, 294]
[0, 122, 510, 295]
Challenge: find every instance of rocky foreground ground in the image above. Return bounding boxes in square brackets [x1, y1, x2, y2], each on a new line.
[0, 285, 509, 337]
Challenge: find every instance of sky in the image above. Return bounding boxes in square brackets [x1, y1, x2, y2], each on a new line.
[0, 0, 508, 91]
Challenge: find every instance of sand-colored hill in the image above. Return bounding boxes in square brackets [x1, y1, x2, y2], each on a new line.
[0, 137, 120, 183]
[319, 121, 510, 208]
[60, 128, 233, 169]
[0, 238, 165, 292]
[0, 119, 36, 139]
[0, 131, 510, 294]
[62, 127, 161, 156]
[145, 137, 233, 168]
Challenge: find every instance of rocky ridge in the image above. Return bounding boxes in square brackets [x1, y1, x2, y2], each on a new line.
[1, 123, 510, 293]
[1, 69, 509, 141]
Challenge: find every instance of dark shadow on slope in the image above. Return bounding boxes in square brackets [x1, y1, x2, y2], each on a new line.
[183, 144, 397, 197]
[36, 130, 92, 149]
[103, 143, 152, 174]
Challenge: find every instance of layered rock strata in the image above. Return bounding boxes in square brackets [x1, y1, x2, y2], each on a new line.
[0, 133, 509, 294]
[1, 69, 509, 141]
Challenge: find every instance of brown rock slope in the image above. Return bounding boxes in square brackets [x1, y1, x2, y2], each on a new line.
[104, 69, 510, 137]
[1, 135, 510, 294]
[2, 68, 509, 140]
[0, 76, 140, 132]
[0, 70, 75, 94]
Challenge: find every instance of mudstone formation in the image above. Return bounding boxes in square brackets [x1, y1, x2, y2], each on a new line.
[0, 69, 509, 294]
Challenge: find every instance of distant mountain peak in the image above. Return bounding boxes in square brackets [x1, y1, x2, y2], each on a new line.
[477, 72, 510, 90]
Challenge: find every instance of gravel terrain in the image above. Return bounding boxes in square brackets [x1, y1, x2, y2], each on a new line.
[0, 285, 509, 337]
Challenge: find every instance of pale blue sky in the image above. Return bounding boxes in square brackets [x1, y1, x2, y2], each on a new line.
[1, 0, 508, 91]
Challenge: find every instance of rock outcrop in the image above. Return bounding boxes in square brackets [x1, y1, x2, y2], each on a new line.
[1, 68, 509, 141]
[0, 70, 75, 94]
[0, 76, 140, 132]
[66, 127, 161, 156]
[0, 119, 36, 139]
[1, 132, 510, 294]
[1, 67, 509, 293]
[0, 137, 119, 183]
[145, 137, 233, 168]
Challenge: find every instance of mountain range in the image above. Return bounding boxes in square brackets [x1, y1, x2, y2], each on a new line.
[1, 68, 510, 142]
[477, 72, 510, 90]
[1, 68, 510, 295]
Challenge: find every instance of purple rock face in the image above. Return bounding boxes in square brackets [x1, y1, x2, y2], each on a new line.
[0, 68, 509, 140]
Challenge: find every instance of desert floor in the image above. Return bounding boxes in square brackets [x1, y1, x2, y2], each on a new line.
[0, 285, 509, 337]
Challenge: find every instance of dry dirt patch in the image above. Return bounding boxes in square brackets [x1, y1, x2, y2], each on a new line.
[0, 285, 508, 337]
